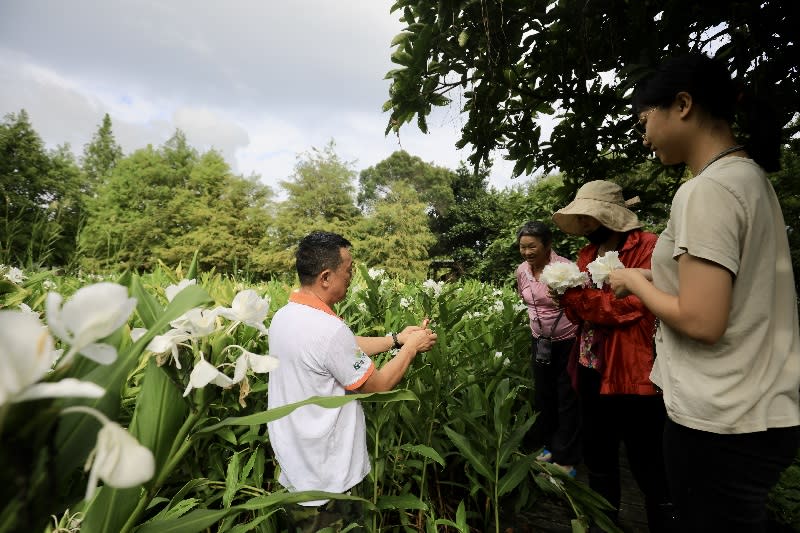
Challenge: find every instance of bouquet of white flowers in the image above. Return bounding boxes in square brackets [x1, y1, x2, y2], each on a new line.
[586, 251, 625, 288]
[540, 262, 589, 295]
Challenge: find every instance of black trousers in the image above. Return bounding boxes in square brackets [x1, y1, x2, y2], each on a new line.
[664, 418, 799, 533]
[577, 365, 672, 532]
[530, 336, 581, 465]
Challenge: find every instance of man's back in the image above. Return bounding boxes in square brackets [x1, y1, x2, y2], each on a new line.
[267, 301, 372, 503]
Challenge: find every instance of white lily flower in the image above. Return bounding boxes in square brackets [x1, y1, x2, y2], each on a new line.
[491, 300, 504, 313]
[183, 357, 235, 397]
[0, 311, 104, 406]
[215, 289, 269, 335]
[165, 278, 196, 302]
[422, 279, 444, 297]
[130, 328, 147, 342]
[146, 329, 193, 369]
[3, 265, 26, 284]
[586, 251, 625, 288]
[367, 267, 385, 279]
[228, 345, 280, 384]
[170, 307, 218, 337]
[46, 283, 137, 365]
[61, 406, 155, 501]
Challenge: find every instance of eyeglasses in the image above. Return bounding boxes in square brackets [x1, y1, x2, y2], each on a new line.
[632, 107, 657, 139]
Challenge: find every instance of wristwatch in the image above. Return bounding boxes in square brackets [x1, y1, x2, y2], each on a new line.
[390, 332, 401, 350]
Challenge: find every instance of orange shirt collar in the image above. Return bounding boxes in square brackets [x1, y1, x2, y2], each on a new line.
[288, 290, 340, 319]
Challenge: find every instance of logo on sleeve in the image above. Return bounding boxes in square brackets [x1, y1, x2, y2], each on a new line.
[353, 349, 369, 371]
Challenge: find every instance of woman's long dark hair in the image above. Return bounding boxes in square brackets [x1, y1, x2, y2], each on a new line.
[632, 53, 782, 172]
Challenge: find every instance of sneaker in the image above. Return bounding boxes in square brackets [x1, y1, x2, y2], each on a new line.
[553, 464, 577, 478]
[536, 448, 553, 462]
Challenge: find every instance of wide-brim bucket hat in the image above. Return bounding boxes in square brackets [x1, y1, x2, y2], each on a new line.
[552, 180, 641, 235]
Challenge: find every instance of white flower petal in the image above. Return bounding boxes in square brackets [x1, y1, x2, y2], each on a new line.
[232, 353, 248, 384]
[93, 423, 155, 489]
[16, 378, 104, 402]
[61, 406, 154, 501]
[130, 328, 147, 342]
[147, 330, 191, 354]
[49, 283, 137, 354]
[247, 353, 279, 373]
[165, 279, 196, 302]
[183, 359, 233, 397]
[182, 308, 218, 337]
[541, 262, 589, 294]
[79, 343, 119, 365]
[45, 291, 69, 341]
[0, 311, 57, 405]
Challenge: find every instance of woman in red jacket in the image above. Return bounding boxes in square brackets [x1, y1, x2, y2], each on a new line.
[552, 180, 673, 533]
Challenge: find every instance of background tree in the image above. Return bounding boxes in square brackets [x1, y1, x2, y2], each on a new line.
[0, 110, 83, 267]
[81, 113, 123, 194]
[352, 181, 435, 279]
[257, 141, 361, 274]
[428, 163, 497, 272]
[80, 131, 275, 274]
[357, 150, 455, 216]
[384, 0, 798, 197]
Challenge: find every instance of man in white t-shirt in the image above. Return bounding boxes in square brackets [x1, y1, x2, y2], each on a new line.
[267, 231, 437, 531]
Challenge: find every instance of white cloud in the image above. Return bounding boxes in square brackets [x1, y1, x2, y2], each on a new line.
[0, 0, 540, 194]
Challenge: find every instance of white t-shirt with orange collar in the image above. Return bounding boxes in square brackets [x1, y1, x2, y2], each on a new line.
[267, 294, 375, 505]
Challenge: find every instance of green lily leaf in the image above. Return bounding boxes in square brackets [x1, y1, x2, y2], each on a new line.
[497, 455, 536, 497]
[376, 494, 427, 511]
[135, 491, 374, 533]
[186, 250, 200, 280]
[129, 358, 187, 474]
[443, 426, 493, 480]
[399, 443, 446, 468]
[199, 390, 418, 433]
[131, 275, 163, 329]
[54, 285, 212, 495]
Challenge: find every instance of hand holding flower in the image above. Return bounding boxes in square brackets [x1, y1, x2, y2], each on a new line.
[608, 268, 650, 298]
[586, 251, 625, 288]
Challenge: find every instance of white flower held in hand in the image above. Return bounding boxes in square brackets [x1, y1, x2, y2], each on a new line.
[46, 282, 137, 365]
[61, 406, 155, 501]
[540, 262, 589, 295]
[586, 251, 625, 288]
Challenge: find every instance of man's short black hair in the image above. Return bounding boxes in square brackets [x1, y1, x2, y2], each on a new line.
[296, 231, 352, 286]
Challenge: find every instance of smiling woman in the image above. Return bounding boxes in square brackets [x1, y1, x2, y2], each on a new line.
[514, 221, 580, 476]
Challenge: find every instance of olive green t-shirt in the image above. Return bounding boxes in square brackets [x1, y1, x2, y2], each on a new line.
[650, 157, 800, 434]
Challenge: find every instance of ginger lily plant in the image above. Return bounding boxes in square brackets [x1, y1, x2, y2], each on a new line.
[0, 270, 380, 533]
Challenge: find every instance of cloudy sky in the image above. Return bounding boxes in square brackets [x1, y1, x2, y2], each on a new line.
[0, 0, 542, 195]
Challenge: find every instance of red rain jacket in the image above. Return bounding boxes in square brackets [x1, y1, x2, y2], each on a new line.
[560, 229, 659, 395]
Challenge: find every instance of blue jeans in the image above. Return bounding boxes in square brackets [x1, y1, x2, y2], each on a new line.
[663, 418, 799, 532]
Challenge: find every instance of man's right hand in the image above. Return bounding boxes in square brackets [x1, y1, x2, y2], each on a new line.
[406, 328, 437, 354]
